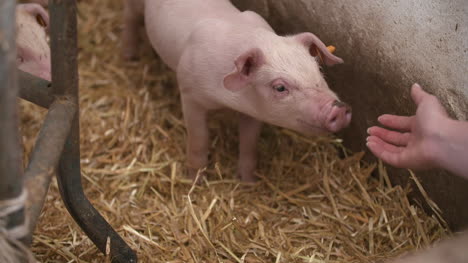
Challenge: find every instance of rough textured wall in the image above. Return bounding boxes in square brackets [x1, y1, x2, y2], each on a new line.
[232, 0, 468, 230]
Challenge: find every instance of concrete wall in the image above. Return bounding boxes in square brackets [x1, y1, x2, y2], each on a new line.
[231, 0, 468, 230]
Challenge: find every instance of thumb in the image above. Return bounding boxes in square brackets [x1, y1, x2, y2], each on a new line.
[411, 83, 431, 106]
[411, 83, 449, 117]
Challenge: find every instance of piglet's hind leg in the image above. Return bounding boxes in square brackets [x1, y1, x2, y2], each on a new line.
[238, 114, 262, 182]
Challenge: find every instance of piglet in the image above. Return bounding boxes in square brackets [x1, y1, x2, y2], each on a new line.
[16, 3, 51, 81]
[123, 0, 351, 182]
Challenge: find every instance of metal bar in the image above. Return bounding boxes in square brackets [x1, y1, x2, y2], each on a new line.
[0, 0, 27, 240]
[23, 99, 77, 242]
[18, 70, 53, 109]
[49, 1, 137, 262]
[58, 118, 138, 263]
[50, 1, 78, 97]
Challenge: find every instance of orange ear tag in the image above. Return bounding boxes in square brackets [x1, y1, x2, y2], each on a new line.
[326, 45, 336, 54]
[315, 45, 336, 65]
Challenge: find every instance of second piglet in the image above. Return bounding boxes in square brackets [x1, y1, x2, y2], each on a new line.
[123, 0, 351, 182]
[16, 3, 51, 81]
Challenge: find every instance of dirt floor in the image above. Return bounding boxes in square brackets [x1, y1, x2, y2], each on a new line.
[19, 0, 449, 262]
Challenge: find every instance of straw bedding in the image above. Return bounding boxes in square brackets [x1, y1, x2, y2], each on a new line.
[18, 0, 450, 262]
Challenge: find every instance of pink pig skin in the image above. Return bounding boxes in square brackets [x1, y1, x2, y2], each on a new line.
[16, 3, 51, 81]
[123, 0, 351, 182]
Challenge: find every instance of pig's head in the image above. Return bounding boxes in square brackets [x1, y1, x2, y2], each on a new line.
[16, 3, 51, 81]
[224, 31, 351, 135]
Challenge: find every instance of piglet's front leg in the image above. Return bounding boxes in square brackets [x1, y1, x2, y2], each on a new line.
[238, 114, 262, 182]
[182, 98, 210, 182]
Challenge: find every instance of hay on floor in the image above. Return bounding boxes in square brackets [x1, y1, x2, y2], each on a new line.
[17, 0, 449, 262]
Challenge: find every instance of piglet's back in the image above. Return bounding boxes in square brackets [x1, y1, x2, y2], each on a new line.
[144, 0, 249, 70]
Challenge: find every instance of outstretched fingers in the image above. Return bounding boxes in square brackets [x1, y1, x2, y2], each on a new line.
[367, 136, 403, 153]
[377, 114, 413, 132]
[366, 136, 408, 168]
[367, 126, 411, 146]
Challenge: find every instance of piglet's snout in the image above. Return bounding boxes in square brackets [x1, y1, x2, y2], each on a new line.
[325, 100, 352, 133]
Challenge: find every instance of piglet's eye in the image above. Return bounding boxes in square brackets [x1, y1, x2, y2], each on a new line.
[274, 85, 287, 92]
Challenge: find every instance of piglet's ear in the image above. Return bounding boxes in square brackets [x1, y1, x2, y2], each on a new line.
[223, 48, 264, 92]
[294, 32, 343, 66]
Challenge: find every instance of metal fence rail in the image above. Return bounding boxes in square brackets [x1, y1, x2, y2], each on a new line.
[0, 0, 26, 247]
[0, 0, 137, 262]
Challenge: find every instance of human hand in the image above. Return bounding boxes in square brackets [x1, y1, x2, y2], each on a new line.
[366, 83, 450, 170]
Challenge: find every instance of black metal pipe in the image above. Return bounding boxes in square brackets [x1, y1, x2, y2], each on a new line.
[49, 1, 137, 262]
[23, 99, 77, 241]
[0, 0, 27, 240]
[18, 70, 53, 109]
[58, 117, 138, 263]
